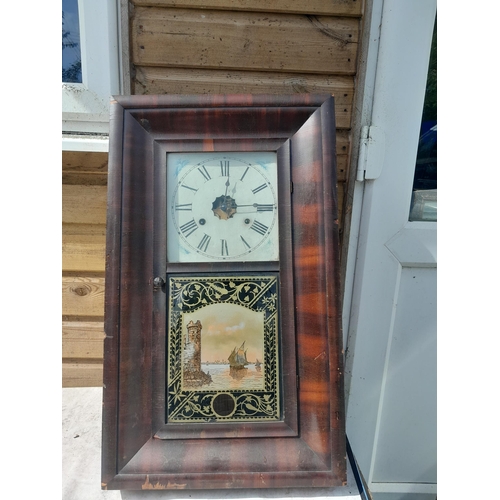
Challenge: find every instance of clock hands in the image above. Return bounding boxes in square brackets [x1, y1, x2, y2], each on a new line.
[215, 162, 234, 219]
[234, 203, 275, 213]
[215, 172, 273, 219]
[212, 199, 275, 220]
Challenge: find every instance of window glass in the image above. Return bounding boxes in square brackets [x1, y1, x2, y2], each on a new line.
[409, 19, 437, 221]
[62, 0, 82, 83]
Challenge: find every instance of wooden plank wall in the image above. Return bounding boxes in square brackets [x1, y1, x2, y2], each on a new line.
[130, 0, 363, 233]
[62, 152, 107, 386]
[62, 0, 364, 387]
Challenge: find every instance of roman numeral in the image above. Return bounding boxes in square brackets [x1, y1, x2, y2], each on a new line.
[197, 233, 211, 252]
[181, 184, 198, 192]
[198, 166, 211, 181]
[174, 203, 192, 211]
[252, 183, 268, 194]
[221, 239, 229, 256]
[240, 235, 251, 249]
[220, 160, 230, 176]
[256, 204, 274, 212]
[240, 167, 249, 181]
[179, 219, 198, 237]
[250, 220, 268, 236]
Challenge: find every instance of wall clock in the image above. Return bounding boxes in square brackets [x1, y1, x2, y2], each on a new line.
[102, 94, 346, 490]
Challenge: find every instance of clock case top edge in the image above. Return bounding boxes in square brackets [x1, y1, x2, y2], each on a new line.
[111, 93, 334, 110]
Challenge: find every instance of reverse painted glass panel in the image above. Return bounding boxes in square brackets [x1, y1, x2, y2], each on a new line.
[167, 274, 280, 423]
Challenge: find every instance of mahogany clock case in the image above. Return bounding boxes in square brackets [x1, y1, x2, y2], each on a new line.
[102, 94, 346, 490]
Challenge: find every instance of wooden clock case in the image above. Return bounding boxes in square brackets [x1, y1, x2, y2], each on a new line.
[101, 94, 346, 490]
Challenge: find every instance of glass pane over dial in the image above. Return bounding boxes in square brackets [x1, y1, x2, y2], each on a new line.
[167, 152, 279, 262]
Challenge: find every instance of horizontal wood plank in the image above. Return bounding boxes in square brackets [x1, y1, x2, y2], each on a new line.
[131, 0, 363, 17]
[62, 321, 105, 360]
[132, 8, 358, 75]
[62, 172, 107, 186]
[63, 224, 106, 273]
[63, 151, 108, 174]
[62, 362, 103, 387]
[62, 151, 108, 185]
[62, 184, 107, 225]
[62, 276, 105, 319]
[133, 67, 354, 128]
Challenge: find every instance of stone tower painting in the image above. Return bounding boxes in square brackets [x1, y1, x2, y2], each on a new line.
[182, 320, 212, 388]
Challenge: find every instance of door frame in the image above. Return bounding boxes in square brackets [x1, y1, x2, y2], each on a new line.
[342, 0, 437, 496]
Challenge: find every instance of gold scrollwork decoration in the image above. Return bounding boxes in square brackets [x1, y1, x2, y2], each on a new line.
[167, 274, 280, 423]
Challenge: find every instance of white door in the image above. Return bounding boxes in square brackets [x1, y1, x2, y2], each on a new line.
[343, 2, 437, 499]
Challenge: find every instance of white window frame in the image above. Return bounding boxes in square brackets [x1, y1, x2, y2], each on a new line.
[62, 0, 121, 138]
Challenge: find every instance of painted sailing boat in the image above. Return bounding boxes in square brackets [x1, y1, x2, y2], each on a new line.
[228, 341, 249, 369]
[254, 358, 262, 368]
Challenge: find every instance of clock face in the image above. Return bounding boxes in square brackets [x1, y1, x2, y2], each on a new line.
[167, 152, 279, 262]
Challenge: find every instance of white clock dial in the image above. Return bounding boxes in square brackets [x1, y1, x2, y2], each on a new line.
[167, 152, 279, 262]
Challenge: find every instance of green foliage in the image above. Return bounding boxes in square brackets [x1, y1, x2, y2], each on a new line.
[62, 11, 82, 83]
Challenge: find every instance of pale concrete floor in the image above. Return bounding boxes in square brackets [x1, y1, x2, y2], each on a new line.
[62, 387, 364, 500]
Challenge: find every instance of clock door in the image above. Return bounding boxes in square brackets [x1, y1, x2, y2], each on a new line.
[161, 144, 292, 436]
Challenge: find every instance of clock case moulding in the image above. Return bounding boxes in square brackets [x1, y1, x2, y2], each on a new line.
[102, 94, 346, 490]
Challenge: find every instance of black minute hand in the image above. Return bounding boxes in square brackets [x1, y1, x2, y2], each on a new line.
[224, 172, 230, 197]
[236, 203, 275, 212]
